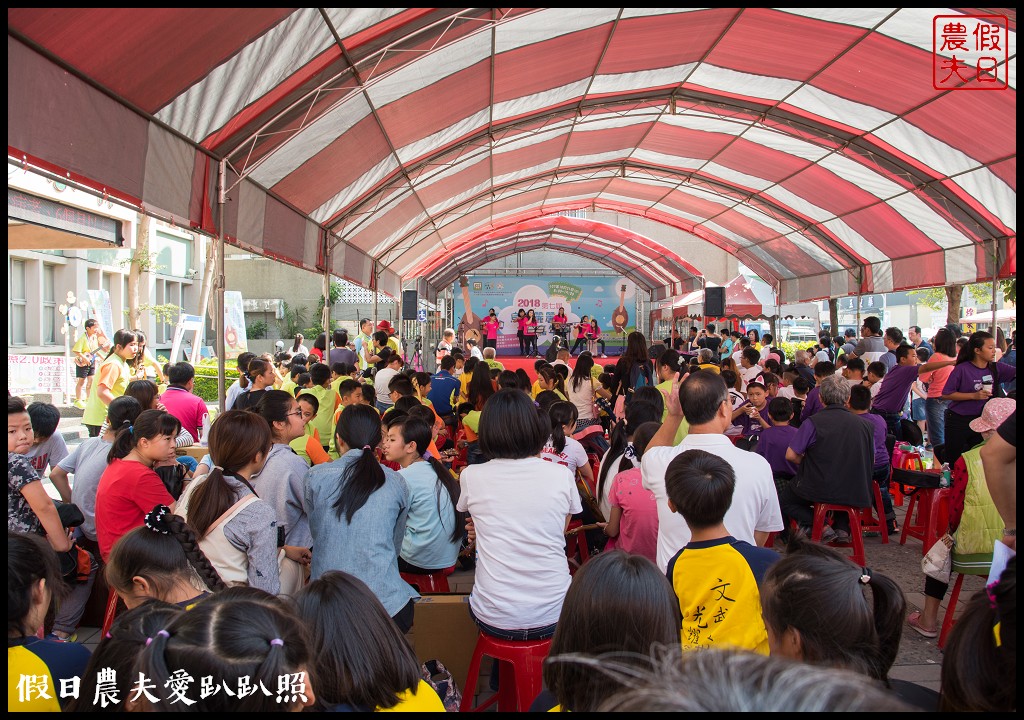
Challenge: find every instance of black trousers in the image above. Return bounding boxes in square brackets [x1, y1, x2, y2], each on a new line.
[943, 409, 982, 467]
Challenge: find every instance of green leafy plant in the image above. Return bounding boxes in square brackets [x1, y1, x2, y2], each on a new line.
[246, 320, 268, 339]
[278, 302, 308, 339]
[124, 303, 180, 327]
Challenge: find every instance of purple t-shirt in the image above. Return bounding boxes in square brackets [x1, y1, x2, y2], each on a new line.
[734, 402, 771, 437]
[872, 363, 919, 414]
[800, 387, 823, 421]
[789, 417, 817, 456]
[945, 361, 1016, 416]
[858, 412, 889, 467]
[754, 424, 798, 476]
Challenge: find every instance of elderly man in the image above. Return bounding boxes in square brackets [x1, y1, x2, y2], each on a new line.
[482, 346, 504, 371]
[696, 348, 720, 373]
[782, 374, 874, 544]
[793, 350, 816, 386]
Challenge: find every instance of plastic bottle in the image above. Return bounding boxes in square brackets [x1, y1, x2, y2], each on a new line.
[199, 413, 211, 446]
[939, 462, 952, 488]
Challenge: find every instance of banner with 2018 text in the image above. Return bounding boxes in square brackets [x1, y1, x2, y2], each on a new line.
[451, 276, 638, 356]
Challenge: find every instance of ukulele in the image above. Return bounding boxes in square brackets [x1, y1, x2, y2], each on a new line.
[456, 275, 481, 348]
[611, 284, 629, 332]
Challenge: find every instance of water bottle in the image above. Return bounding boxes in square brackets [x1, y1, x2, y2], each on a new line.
[939, 462, 951, 488]
[199, 413, 211, 447]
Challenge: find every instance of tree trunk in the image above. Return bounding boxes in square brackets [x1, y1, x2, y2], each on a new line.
[126, 213, 151, 329]
[828, 298, 839, 336]
[945, 285, 964, 325]
[196, 235, 218, 342]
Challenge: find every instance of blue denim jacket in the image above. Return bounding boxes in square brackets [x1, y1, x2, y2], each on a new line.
[304, 450, 417, 615]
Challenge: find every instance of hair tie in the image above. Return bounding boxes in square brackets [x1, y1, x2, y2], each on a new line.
[104, 632, 112, 639]
[623, 442, 637, 460]
[422, 450, 432, 461]
[270, 638, 284, 647]
[985, 579, 1000, 610]
[362, 445, 372, 451]
[858, 567, 871, 584]
[144, 505, 172, 534]
[213, 464, 224, 472]
[127, 425, 134, 435]
[145, 629, 170, 646]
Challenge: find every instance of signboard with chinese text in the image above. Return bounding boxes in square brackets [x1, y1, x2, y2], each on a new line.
[8, 354, 73, 396]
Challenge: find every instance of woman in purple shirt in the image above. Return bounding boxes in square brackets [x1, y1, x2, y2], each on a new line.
[941, 331, 1016, 465]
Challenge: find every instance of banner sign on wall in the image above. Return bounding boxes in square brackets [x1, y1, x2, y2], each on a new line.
[8, 354, 72, 396]
[82, 289, 114, 341]
[452, 276, 638, 355]
[223, 291, 249, 360]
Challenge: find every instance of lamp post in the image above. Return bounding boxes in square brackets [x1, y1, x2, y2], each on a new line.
[57, 291, 84, 406]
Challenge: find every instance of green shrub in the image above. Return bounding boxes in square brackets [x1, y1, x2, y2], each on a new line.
[193, 366, 241, 403]
[246, 320, 268, 339]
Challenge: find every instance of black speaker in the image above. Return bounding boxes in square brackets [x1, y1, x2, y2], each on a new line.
[402, 290, 418, 318]
[704, 286, 726, 317]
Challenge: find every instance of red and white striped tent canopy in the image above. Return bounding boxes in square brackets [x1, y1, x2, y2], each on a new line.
[8, 8, 1016, 302]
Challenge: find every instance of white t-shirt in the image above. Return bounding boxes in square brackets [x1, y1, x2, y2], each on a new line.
[597, 450, 625, 520]
[374, 367, 400, 406]
[564, 377, 597, 420]
[642, 433, 783, 571]
[457, 457, 582, 630]
[541, 435, 589, 476]
[739, 365, 763, 392]
[57, 436, 113, 540]
[776, 385, 796, 399]
[469, 345, 483, 360]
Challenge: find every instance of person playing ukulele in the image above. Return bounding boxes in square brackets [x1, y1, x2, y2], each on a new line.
[72, 319, 109, 408]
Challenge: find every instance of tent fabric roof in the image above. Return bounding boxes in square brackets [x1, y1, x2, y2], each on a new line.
[8, 8, 1016, 302]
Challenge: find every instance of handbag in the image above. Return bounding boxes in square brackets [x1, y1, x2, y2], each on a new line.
[420, 658, 461, 712]
[921, 532, 954, 583]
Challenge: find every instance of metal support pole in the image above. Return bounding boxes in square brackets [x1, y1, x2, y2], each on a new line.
[990, 240, 999, 332]
[216, 160, 226, 413]
[372, 260, 378, 326]
[322, 237, 332, 333]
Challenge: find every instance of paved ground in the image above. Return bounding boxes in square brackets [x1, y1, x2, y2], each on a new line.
[50, 402, 974, 697]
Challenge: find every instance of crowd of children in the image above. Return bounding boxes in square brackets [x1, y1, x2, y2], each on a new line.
[7, 321, 1017, 712]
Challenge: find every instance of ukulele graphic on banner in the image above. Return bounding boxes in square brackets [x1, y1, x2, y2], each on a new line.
[612, 284, 629, 332]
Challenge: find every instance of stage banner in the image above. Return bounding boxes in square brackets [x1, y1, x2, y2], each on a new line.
[452, 276, 638, 356]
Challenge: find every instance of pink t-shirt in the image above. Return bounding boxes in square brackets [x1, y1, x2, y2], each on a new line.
[609, 467, 659, 563]
[159, 386, 208, 441]
[919, 352, 955, 398]
[482, 317, 499, 340]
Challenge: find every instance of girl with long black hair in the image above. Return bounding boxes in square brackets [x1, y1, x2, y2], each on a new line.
[177, 410, 310, 596]
[304, 403, 417, 632]
[383, 416, 464, 574]
[83, 328, 139, 436]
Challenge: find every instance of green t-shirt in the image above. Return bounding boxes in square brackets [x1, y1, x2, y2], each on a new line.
[655, 379, 689, 445]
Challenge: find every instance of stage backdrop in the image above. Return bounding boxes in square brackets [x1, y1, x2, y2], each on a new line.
[452, 276, 638, 356]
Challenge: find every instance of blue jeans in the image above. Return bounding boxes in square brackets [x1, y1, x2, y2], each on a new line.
[925, 397, 949, 446]
[468, 602, 557, 640]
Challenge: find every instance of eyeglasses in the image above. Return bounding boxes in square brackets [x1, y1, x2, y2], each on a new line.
[286, 410, 305, 418]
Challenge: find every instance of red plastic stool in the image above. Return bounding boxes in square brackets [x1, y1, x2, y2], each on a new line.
[859, 482, 889, 544]
[460, 633, 552, 712]
[811, 504, 866, 566]
[400, 565, 455, 594]
[937, 572, 970, 650]
[900, 488, 950, 553]
[101, 588, 121, 637]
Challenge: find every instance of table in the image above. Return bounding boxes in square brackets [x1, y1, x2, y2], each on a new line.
[176, 445, 210, 461]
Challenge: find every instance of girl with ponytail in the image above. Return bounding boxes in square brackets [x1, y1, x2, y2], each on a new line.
[597, 400, 663, 520]
[602, 421, 661, 561]
[49, 395, 142, 547]
[136, 597, 315, 711]
[541, 401, 595, 489]
[383, 416, 464, 575]
[105, 504, 227, 609]
[304, 403, 417, 632]
[176, 410, 310, 597]
[83, 328, 139, 436]
[94, 409, 180, 560]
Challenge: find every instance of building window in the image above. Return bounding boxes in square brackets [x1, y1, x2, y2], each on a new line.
[9, 259, 27, 345]
[43, 264, 57, 345]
